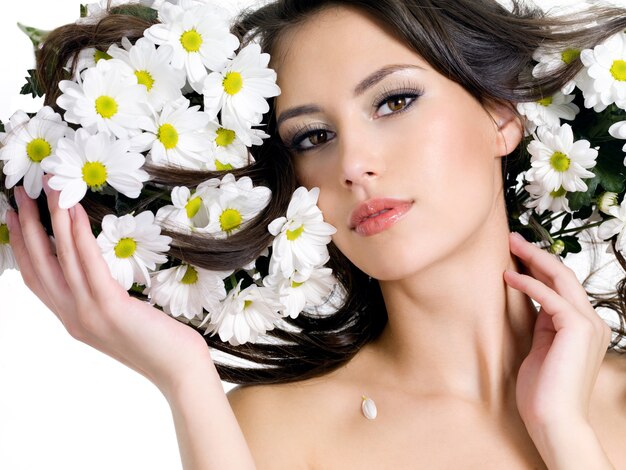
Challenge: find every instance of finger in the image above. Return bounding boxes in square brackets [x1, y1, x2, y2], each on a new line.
[70, 202, 128, 304]
[508, 232, 593, 317]
[6, 204, 62, 321]
[529, 308, 557, 353]
[504, 270, 592, 334]
[42, 176, 94, 302]
[15, 186, 76, 306]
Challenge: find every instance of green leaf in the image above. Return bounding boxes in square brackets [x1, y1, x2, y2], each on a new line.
[110, 5, 159, 22]
[17, 22, 50, 48]
[567, 174, 600, 212]
[594, 145, 626, 193]
[80, 4, 88, 18]
[20, 69, 44, 98]
[575, 203, 593, 221]
[0, 121, 5, 133]
[561, 235, 582, 255]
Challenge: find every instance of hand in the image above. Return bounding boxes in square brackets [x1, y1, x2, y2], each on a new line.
[503, 232, 612, 434]
[6, 178, 216, 398]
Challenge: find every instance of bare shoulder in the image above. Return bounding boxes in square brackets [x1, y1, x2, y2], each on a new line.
[227, 376, 335, 470]
[590, 350, 626, 464]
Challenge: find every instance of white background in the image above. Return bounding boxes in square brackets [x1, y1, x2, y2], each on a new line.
[0, 0, 624, 469]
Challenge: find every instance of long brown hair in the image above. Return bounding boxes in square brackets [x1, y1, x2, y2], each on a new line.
[6, 0, 626, 386]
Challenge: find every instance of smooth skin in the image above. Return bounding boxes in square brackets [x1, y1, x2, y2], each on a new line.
[5, 180, 256, 469]
[4, 5, 625, 469]
[230, 5, 622, 468]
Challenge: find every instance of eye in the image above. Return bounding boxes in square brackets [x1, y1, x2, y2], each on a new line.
[287, 125, 337, 153]
[376, 93, 420, 117]
[373, 84, 424, 118]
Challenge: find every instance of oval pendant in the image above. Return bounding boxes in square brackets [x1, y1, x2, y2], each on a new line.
[361, 395, 377, 420]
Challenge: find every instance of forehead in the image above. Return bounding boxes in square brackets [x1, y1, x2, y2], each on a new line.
[273, 6, 432, 111]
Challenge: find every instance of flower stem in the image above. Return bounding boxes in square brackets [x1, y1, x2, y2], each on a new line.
[229, 273, 239, 290]
[552, 221, 604, 237]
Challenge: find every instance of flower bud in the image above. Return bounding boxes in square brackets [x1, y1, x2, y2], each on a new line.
[598, 191, 619, 215]
[549, 239, 565, 255]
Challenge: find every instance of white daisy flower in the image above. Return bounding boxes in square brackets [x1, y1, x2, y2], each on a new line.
[57, 58, 151, 140]
[609, 120, 626, 157]
[199, 173, 271, 238]
[516, 91, 579, 134]
[532, 46, 582, 95]
[598, 194, 626, 253]
[220, 110, 270, 148]
[200, 279, 283, 346]
[66, 47, 112, 82]
[206, 120, 252, 171]
[524, 182, 572, 216]
[268, 187, 337, 279]
[525, 123, 598, 193]
[40, 129, 150, 209]
[0, 193, 18, 275]
[203, 43, 281, 128]
[107, 37, 186, 112]
[155, 184, 212, 233]
[598, 191, 619, 215]
[580, 31, 626, 111]
[131, 97, 212, 169]
[144, 1, 239, 91]
[97, 211, 172, 290]
[263, 267, 337, 319]
[0, 107, 71, 199]
[144, 263, 232, 320]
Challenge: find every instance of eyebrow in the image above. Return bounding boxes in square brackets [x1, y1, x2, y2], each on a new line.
[276, 64, 426, 129]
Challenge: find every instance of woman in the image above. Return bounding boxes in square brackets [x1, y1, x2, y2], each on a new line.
[4, 0, 626, 467]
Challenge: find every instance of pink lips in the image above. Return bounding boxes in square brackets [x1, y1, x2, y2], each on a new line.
[349, 198, 413, 236]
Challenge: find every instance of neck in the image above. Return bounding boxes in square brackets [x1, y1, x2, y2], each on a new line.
[358, 209, 537, 415]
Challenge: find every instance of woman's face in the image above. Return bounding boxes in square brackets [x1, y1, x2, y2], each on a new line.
[273, 6, 520, 281]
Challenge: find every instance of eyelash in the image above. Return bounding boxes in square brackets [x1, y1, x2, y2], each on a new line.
[284, 84, 424, 154]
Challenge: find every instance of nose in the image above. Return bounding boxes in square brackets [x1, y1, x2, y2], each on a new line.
[338, 127, 384, 189]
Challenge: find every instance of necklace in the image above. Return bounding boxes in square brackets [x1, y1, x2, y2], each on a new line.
[361, 395, 377, 420]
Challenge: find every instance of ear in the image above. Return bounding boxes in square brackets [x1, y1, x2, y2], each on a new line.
[486, 102, 524, 158]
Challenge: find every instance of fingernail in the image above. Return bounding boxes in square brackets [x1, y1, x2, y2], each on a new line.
[510, 232, 524, 241]
[69, 205, 76, 221]
[42, 176, 50, 196]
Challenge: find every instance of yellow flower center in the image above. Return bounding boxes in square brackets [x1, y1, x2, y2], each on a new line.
[550, 151, 570, 172]
[223, 72, 243, 95]
[215, 128, 236, 147]
[291, 281, 304, 288]
[561, 48, 580, 65]
[181, 265, 199, 285]
[180, 29, 203, 53]
[537, 97, 553, 107]
[215, 160, 234, 171]
[286, 225, 304, 241]
[219, 208, 242, 232]
[550, 186, 567, 198]
[26, 138, 52, 163]
[82, 161, 108, 189]
[0, 224, 9, 245]
[114, 237, 137, 259]
[610, 59, 626, 82]
[243, 300, 253, 309]
[185, 196, 202, 219]
[158, 123, 179, 149]
[95, 95, 118, 119]
[93, 49, 112, 62]
[135, 70, 155, 91]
